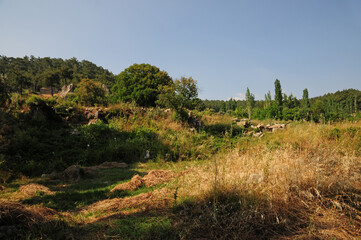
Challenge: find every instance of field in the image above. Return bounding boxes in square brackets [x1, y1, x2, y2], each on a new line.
[1, 106, 361, 239]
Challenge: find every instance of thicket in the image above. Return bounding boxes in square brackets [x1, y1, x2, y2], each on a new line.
[0, 98, 246, 179]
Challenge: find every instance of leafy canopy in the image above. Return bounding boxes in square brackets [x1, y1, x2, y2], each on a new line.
[112, 63, 173, 107]
[75, 79, 106, 106]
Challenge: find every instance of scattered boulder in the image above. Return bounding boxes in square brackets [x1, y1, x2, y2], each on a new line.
[144, 150, 151, 160]
[237, 119, 249, 127]
[63, 165, 83, 181]
[88, 119, 98, 125]
[41, 171, 60, 180]
[256, 124, 265, 131]
[110, 175, 144, 192]
[18, 183, 54, 197]
[268, 123, 286, 132]
[101, 84, 110, 94]
[253, 132, 263, 138]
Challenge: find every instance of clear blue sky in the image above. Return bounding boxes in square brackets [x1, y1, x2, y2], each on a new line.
[1, 0, 361, 100]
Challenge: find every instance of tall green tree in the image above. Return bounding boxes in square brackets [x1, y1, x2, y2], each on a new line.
[7, 68, 31, 95]
[157, 77, 199, 121]
[302, 88, 310, 108]
[246, 87, 255, 119]
[0, 74, 10, 107]
[274, 79, 283, 119]
[274, 79, 282, 107]
[264, 91, 272, 109]
[112, 63, 172, 107]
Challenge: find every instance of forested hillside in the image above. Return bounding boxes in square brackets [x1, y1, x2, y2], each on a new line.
[0, 56, 116, 94]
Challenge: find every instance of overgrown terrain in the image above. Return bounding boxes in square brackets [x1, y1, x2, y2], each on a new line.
[1, 56, 361, 239]
[1, 100, 361, 239]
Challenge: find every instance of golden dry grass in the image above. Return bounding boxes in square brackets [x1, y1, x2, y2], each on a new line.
[18, 183, 55, 197]
[81, 188, 173, 223]
[174, 121, 361, 239]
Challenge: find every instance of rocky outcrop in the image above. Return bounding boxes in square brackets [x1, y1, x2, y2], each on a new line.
[58, 84, 74, 98]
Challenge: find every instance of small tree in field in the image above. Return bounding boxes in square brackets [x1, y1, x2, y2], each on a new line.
[75, 79, 106, 106]
[156, 76, 199, 121]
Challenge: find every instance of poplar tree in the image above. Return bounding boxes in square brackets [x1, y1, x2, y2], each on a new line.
[274, 79, 282, 107]
[302, 88, 310, 108]
[246, 87, 255, 119]
[274, 79, 283, 118]
[264, 91, 272, 109]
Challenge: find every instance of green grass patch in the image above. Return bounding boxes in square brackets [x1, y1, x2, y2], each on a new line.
[105, 216, 178, 240]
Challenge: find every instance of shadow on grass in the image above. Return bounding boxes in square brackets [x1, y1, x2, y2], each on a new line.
[76, 210, 179, 240]
[22, 168, 147, 212]
[203, 123, 244, 138]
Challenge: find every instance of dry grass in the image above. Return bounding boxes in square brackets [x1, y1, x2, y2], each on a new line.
[143, 170, 174, 187]
[0, 200, 59, 226]
[110, 170, 174, 192]
[81, 188, 173, 222]
[174, 121, 361, 239]
[111, 174, 144, 192]
[18, 183, 55, 197]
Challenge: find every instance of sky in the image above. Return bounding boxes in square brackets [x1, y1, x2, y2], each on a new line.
[1, 0, 361, 100]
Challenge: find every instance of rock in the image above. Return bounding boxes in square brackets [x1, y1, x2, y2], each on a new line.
[58, 84, 74, 98]
[237, 120, 248, 127]
[189, 127, 196, 133]
[97, 161, 128, 169]
[144, 150, 151, 160]
[268, 124, 286, 132]
[41, 171, 60, 180]
[63, 165, 82, 181]
[88, 119, 98, 125]
[253, 132, 263, 137]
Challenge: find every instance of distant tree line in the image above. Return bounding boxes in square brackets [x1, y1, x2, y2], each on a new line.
[1, 55, 360, 122]
[203, 80, 361, 122]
